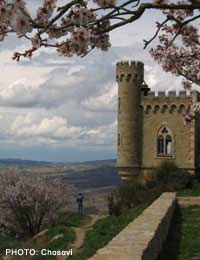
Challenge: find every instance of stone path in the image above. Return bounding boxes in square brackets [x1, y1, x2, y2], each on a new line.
[57, 214, 106, 260]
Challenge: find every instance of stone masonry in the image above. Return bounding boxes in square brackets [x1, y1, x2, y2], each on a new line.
[90, 192, 176, 260]
[116, 60, 200, 180]
[177, 196, 200, 207]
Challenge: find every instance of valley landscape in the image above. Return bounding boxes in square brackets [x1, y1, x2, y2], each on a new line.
[0, 159, 121, 214]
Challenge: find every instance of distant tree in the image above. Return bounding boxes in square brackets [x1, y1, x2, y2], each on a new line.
[0, 171, 75, 237]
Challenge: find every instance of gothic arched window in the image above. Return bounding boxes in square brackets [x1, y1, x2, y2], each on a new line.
[165, 135, 172, 155]
[157, 126, 173, 157]
[157, 135, 164, 155]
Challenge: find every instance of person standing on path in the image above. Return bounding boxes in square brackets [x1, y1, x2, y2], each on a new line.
[76, 193, 84, 214]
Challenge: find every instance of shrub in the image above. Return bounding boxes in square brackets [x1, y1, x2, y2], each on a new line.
[154, 161, 193, 191]
[107, 181, 160, 216]
[0, 171, 75, 237]
[108, 161, 193, 216]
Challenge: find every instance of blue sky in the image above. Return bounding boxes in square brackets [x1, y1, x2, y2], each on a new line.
[0, 1, 184, 162]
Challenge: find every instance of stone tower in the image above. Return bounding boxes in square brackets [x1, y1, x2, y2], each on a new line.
[116, 61, 144, 181]
[116, 60, 200, 181]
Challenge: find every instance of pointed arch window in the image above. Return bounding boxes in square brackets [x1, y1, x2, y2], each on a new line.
[165, 135, 172, 155]
[157, 135, 164, 155]
[157, 126, 173, 157]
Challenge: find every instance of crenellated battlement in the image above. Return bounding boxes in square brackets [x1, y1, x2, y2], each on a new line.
[141, 90, 198, 114]
[146, 90, 192, 97]
[144, 90, 200, 98]
[116, 60, 144, 83]
[142, 103, 190, 114]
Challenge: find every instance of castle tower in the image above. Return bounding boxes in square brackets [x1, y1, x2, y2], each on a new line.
[116, 61, 144, 181]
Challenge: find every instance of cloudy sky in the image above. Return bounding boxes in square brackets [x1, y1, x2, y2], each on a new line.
[0, 2, 184, 162]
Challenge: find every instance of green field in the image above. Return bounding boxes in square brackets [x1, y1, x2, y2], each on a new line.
[158, 206, 200, 260]
[178, 180, 200, 197]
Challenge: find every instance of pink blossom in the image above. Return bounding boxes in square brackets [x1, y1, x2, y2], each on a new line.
[0, 170, 76, 236]
[10, 12, 32, 35]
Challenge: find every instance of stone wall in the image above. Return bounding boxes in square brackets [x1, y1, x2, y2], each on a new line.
[177, 196, 200, 207]
[141, 92, 196, 172]
[90, 192, 176, 260]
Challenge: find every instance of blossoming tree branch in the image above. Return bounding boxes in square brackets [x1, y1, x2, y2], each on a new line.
[1, 0, 200, 123]
[0, 1, 198, 62]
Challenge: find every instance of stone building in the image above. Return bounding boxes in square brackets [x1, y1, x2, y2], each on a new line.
[116, 60, 200, 181]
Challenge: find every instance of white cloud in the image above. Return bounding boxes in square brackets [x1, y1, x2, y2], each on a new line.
[0, 43, 184, 155]
[144, 64, 183, 93]
[0, 7, 189, 160]
[8, 112, 116, 149]
[11, 115, 80, 138]
[81, 82, 117, 112]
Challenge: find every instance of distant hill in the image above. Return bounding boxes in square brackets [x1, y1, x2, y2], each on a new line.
[0, 158, 53, 166]
[0, 158, 116, 166]
[56, 159, 120, 189]
[62, 164, 121, 189]
[0, 158, 120, 212]
[0, 158, 120, 189]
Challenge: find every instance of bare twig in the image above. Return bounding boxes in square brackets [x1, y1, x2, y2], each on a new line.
[144, 18, 169, 49]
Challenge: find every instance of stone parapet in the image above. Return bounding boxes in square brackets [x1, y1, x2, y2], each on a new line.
[116, 60, 144, 83]
[90, 192, 176, 260]
[142, 90, 200, 112]
[145, 90, 199, 97]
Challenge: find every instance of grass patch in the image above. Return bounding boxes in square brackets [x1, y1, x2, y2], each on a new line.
[178, 206, 200, 260]
[46, 225, 69, 238]
[69, 204, 147, 260]
[157, 206, 200, 260]
[57, 211, 91, 227]
[31, 226, 75, 260]
[178, 179, 200, 197]
[0, 213, 90, 260]
[45, 226, 75, 251]
[0, 233, 20, 255]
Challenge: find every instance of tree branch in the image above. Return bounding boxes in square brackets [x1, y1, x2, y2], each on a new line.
[144, 18, 169, 49]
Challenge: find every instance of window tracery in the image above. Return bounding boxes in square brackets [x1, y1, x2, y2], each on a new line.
[157, 126, 173, 157]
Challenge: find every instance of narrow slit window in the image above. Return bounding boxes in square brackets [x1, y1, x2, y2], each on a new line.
[118, 133, 120, 146]
[118, 97, 121, 112]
